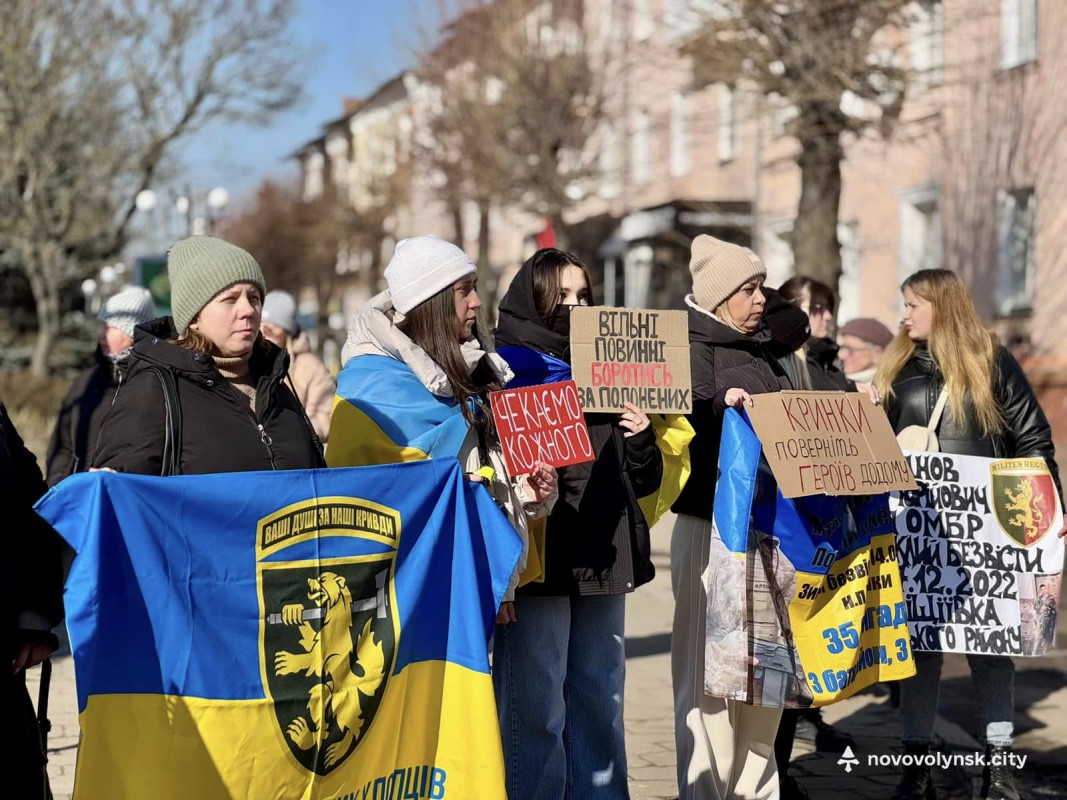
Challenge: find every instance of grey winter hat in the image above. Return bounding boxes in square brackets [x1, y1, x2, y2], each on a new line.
[384, 236, 476, 315]
[261, 290, 298, 334]
[98, 286, 156, 338]
[167, 236, 267, 334]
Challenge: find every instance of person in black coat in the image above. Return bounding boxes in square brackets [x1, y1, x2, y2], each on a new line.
[775, 275, 854, 392]
[875, 269, 1062, 800]
[669, 235, 811, 800]
[491, 248, 662, 800]
[46, 287, 156, 485]
[93, 237, 324, 476]
[0, 402, 64, 799]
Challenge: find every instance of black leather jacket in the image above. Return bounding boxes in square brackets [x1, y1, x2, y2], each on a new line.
[886, 346, 1061, 499]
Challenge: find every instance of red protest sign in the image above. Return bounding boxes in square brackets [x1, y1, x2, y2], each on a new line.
[489, 380, 595, 475]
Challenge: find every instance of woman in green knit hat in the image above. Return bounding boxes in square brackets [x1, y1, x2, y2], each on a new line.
[93, 235, 324, 475]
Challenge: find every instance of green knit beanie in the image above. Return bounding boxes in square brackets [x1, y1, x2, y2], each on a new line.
[167, 236, 267, 334]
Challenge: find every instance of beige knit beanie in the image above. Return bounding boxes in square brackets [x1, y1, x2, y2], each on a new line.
[167, 236, 267, 334]
[689, 234, 767, 312]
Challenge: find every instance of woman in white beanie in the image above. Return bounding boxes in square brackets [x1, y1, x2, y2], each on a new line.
[669, 235, 811, 800]
[328, 236, 557, 622]
[46, 286, 156, 484]
[260, 290, 336, 443]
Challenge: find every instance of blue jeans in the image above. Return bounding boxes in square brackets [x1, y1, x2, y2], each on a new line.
[492, 593, 629, 800]
[900, 650, 1015, 746]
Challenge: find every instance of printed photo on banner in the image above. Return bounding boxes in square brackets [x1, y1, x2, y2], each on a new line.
[889, 452, 1065, 656]
[703, 409, 915, 709]
[489, 380, 594, 475]
[569, 306, 692, 413]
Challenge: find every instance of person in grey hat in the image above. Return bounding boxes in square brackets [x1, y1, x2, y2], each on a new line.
[46, 286, 156, 484]
[92, 236, 324, 477]
[260, 290, 336, 442]
[838, 317, 894, 384]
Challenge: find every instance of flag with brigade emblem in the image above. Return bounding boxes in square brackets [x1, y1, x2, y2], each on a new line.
[36, 460, 521, 800]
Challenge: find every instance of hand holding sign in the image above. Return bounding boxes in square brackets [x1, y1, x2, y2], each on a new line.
[618, 402, 651, 438]
[524, 461, 557, 504]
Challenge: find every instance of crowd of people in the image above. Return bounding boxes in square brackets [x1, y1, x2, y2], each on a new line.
[2, 228, 1061, 800]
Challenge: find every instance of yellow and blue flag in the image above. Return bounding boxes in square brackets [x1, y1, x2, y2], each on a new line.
[704, 409, 915, 707]
[36, 460, 521, 799]
[327, 355, 471, 468]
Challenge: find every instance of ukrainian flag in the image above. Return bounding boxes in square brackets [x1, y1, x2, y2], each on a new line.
[36, 460, 521, 799]
[327, 355, 472, 468]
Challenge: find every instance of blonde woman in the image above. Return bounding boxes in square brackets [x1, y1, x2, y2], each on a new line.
[876, 269, 1061, 800]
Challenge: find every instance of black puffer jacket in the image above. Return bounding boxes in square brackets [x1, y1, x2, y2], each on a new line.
[93, 318, 325, 475]
[46, 348, 125, 485]
[805, 337, 854, 391]
[0, 403, 63, 659]
[672, 293, 806, 520]
[495, 256, 663, 596]
[886, 345, 1061, 498]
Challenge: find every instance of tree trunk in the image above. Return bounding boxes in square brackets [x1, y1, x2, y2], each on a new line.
[450, 201, 465, 248]
[477, 200, 498, 325]
[27, 259, 61, 377]
[550, 211, 569, 251]
[792, 129, 845, 298]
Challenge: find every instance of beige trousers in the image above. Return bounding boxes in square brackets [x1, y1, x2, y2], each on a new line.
[670, 513, 782, 800]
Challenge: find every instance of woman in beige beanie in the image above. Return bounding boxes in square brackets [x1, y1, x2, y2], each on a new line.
[669, 235, 811, 800]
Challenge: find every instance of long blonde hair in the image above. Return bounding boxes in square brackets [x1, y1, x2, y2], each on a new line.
[875, 270, 1002, 436]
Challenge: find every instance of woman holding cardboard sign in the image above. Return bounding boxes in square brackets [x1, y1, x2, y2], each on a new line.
[327, 236, 557, 623]
[493, 248, 688, 800]
[876, 269, 1061, 800]
[670, 234, 812, 800]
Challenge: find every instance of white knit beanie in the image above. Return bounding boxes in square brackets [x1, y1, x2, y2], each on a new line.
[384, 237, 476, 315]
[98, 286, 156, 338]
[689, 234, 767, 312]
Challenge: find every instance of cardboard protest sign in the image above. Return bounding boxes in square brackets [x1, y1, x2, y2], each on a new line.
[489, 380, 594, 475]
[746, 391, 917, 498]
[890, 452, 1064, 656]
[704, 409, 915, 708]
[570, 306, 692, 413]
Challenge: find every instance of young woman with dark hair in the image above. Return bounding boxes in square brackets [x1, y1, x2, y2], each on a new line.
[492, 247, 670, 800]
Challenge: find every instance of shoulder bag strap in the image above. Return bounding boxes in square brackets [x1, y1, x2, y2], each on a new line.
[148, 367, 183, 477]
[927, 387, 949, 433]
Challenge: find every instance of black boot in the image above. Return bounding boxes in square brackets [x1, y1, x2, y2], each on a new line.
[780, 773, 810, 800]
[892, 743, 936, 800]
[980, 745, 1021, 800]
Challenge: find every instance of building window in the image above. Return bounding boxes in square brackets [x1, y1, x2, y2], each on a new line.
[632, 110, 651, 185]
[633, 0, 654, 41]
[717, 84, 738, 163]
[670, 92, 691, 177]
[1001, 0, 1038, 69]
[996, 188, 1036, 315]
[911, 0, 945, 89]
[899, 184, 941, 280]
[303, 151, 325, 201]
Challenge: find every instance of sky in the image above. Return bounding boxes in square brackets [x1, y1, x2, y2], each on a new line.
[181, 1, 421, 209]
